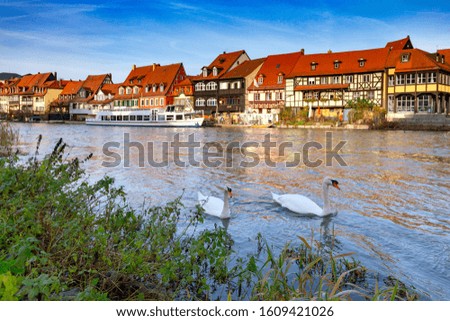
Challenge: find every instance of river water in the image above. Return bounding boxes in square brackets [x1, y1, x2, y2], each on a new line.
[11, 123, 450, 300]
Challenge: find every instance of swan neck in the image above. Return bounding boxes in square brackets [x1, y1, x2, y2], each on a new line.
[322, 182, 330, 212]
[221, 189, 230, 218]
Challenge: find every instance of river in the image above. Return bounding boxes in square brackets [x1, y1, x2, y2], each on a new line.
[11, 123, 450, 300]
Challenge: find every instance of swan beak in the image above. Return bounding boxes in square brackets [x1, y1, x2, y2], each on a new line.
[228, 191, 233, 198]
[332, 181, 340, 190]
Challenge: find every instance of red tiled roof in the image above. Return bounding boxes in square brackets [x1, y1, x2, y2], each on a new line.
[143, 63, 183, 97]
[192, 50, 248, 80]
[248, 51, 303, 90]
[115, 63, 184, 99]
[82, 74, 111, 93]
[100, 83, 120, 95]
[288, 47, 390, 78]
[222, 58, 266, 79]
[60, 81, 83, 95]
[385, 36, 413, 50]
[386, 49, 450, 73]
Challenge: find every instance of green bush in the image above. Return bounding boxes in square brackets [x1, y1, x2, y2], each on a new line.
[0, 136, 235, 300]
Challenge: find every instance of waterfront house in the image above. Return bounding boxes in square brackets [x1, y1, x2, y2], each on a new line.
[66, 74, 113, 121]
[192, 50, 250, 115]
[248, 51, 304, 124]
[385, 46, 450, 121]
[113, 63, 186, 110]
[285, 38, 412, 121]
[217, 58, 266, 124]
[0, 78, 21, 117]
[172, 76, 195, 109]
[0, 72, 63, 121]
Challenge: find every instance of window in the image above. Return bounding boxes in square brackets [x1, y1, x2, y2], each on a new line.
[415, 73, 426, 84]
[206, 82, 217, 90]
[362, 74, 370, 82]
[277, 74, 283, 84]
[311, 62, 317, 71]
[418, 95, 434, 113]
[160, 98, 164, 106]
[207, 98, 217, 106]
[397, 95, 415, 112]
[126, 88, 132, 94]
[254, 93, 261, 101]
[153, 84, 157, 92]
[133, 87, 139, 94]
[401, 53, 410, 63]
[258, 76, 264, 85]
[308, 77, 315, 85]
[220, 82, 229, 90]
[406, 74, 415, 84]
[202, 68, 208, 77]
[359, 60, 366, 67]
[321, 77, 328, 84]
[334, 61, 341, 69]
[345, 75, 353, 84]
[368, 91, 374, 99]
[160, 84, 164, 92]
[212, 67, 218, 76]
[332, 76, 341, 84]
[427, 72, 436, 83]
[396, 74, 405, 85]
[388, 95, 394, 113]
[276, 92, 283, 100]
[196, 98, 205, 106]
[266, 93, 272, 101]
[195, 83, 205, 91]
[388, 75, 395, 86]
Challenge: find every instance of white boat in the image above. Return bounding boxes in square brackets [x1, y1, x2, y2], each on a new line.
[85, 105, 204, 127]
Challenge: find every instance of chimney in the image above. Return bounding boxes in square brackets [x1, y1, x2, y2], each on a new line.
[132, 64, 136, 70]
[327, 49, 332, 54]
[300, 48, 305, 54]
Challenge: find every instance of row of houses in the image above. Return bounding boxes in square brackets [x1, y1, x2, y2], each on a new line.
[1, 36, 449, 124]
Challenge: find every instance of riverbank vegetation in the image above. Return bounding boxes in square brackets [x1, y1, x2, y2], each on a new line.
[0, 122, 19, 157]
[0, 137, 418, 300]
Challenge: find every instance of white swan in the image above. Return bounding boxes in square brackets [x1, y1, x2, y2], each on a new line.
[198, 186, 233, 219]
[272, 177, 340, 216]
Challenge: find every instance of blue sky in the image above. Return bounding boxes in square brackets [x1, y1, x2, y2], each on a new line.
[1, 0, 449, 82]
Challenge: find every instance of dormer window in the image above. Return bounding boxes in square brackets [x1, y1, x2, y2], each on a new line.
[119, 87, 124, 95]
[334, 60, 341, 69]
[152, 84, 157, 92]
[159, 83, 164, 92]
[126, 87, 132, 95]
[202, 67, 208, 77]
[133, 87, 139, 94]
[277, 74, 283, 84]
[213, 67, 218, 77]
[401, 53, 410, 63]
[359, 58, 366, 67]
[311, 62, 318, 71]
[258, 75, 264, 85]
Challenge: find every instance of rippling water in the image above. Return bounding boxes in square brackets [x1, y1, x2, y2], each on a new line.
[12, 123, 450, 300]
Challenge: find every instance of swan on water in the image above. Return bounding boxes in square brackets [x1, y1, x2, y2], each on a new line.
[272, 177, 340, 216]
[198, 186, 233, 219]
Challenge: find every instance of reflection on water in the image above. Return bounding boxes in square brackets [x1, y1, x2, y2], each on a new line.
[12, 123, 450, 300]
